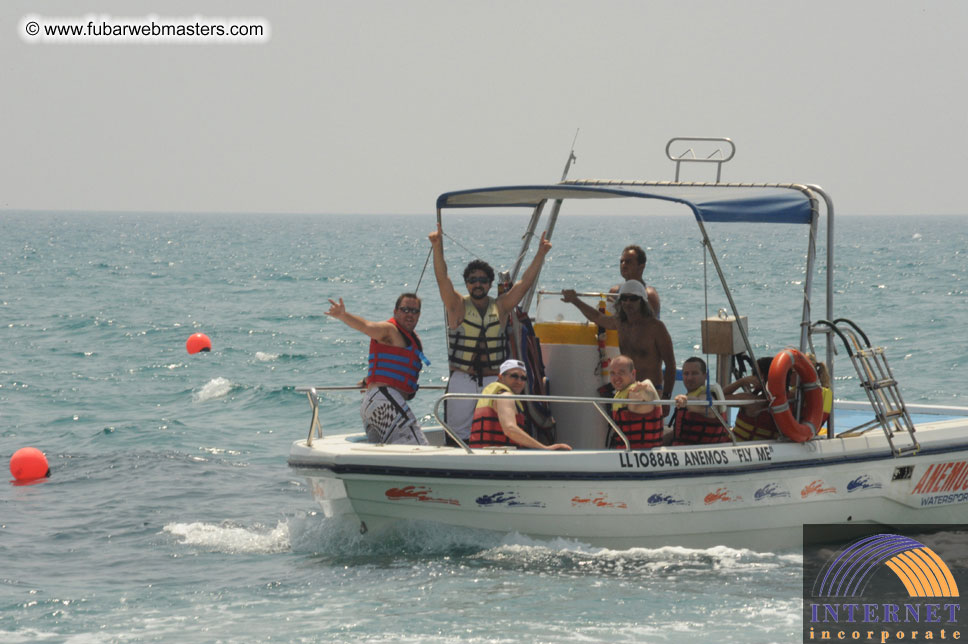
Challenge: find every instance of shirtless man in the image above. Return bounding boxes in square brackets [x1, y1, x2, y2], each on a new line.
[562, 280, 676, 401]
[608, 245, 661, 319]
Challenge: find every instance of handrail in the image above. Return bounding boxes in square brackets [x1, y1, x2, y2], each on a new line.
[433, 393, 756, 454]
[303, 387, 322, 446]
[537, 289, 611, 298]
[296, 385, 448, 446]
[295, 385, 447, 392]
[298, 385, 760, 450]
[665, 137, 735, 182]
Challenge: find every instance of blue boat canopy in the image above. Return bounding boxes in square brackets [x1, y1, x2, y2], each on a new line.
[436, 181, 817, 225]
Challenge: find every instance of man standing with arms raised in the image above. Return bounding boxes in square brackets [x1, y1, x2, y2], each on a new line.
[428, 223, 552, 443]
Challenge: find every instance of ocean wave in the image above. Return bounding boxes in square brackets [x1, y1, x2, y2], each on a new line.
[286, 515, 504, 558]
[254, 351, 278, 362]
[163, 520, 290, 554]
[192, 377, 236, 402]
[0, 627, 65, 644]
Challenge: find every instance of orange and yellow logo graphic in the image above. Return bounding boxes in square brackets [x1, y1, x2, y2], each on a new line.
[814, 534, 959, 598]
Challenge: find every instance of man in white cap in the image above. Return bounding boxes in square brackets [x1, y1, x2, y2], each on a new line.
[561, 280, 676, 403]
[468, 359, 572, 450]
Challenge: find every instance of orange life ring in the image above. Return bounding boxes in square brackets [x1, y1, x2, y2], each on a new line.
[767, 348, 823, 442]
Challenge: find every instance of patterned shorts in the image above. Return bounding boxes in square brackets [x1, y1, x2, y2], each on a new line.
[360, 387, 429, 445]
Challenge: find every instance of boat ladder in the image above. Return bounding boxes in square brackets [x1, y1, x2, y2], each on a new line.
[813, 318, 920, 456]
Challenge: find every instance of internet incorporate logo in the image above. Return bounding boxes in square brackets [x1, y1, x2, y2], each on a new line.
[814, 534, 959, 599]
[804, 529, 964, 643]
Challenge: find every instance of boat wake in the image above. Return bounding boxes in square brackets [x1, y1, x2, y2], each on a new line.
[163, 520, 291, 554]
[472, 538, 802, 580]
[284, 513, 802, 578]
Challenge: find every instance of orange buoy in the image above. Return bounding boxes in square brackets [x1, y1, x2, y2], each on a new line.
[186, 333, 212, 354]
[10, 447, 50, 481]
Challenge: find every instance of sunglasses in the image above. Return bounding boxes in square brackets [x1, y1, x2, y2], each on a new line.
[466, 276, 490, 285]
[619, 295, 642, 302]
[397, 306, 421, 314]
[505, 373, 527, 381]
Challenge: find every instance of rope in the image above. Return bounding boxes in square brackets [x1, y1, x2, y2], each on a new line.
[414, 246, 432, 294]
[415, 231, 478, 294]
[443, 231, 477, 258]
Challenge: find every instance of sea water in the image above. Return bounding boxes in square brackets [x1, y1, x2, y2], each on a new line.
[1, 211, 965, 643]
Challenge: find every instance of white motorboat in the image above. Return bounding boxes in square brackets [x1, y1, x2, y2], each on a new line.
[288, 138, 968, 550]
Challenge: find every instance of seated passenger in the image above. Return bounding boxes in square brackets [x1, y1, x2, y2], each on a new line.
[723, 357, 779, 441]
[468, 360, 572, 450]
[607, 355, 664, 450]
[671, 357, 731, 445]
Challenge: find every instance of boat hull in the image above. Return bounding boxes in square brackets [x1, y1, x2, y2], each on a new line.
[289, 416, 968, 550]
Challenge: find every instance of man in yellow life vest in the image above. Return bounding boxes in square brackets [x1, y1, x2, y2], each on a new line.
[606, 355, 664, 449]
[468, 360, 571, 450]
[429, 223, 551, 444]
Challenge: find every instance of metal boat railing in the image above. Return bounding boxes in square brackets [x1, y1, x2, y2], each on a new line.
[434, 393, 756, 454]
[296, 385, 446, 447]
[811, 318, 920, 456]
[665, 137, 736, 182]
[296, 386, 756, 451]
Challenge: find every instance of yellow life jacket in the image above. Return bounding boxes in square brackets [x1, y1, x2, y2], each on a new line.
[448, 296, 506, 379]
[611, 383, 633, 411]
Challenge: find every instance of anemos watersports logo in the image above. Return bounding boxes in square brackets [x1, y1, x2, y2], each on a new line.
[803, 525, 966, 643]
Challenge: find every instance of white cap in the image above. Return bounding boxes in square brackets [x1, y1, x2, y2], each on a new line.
[618, 280, 648, 300]
[499, 359, 527, 375]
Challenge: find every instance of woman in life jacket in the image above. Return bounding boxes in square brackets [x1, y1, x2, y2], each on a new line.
[671, 357, 731, 445]
[469, 360, 572, 450]
[325, 294, 430, 446]
[606, 355, 664, 450]
[723, 356, 780, 441]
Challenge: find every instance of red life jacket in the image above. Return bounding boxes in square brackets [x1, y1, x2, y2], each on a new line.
[672, 409, 731, 445]
[610, 407, 664, 450]
[733, 406, 779, 441]
[366, 319, 425, 396]
[469, 382, 525, 448]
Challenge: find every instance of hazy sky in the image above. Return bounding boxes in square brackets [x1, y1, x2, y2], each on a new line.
[4, 1, 967, 216]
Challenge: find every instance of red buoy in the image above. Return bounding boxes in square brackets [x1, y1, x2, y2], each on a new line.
[186, 333, 212, 354]
[10, 447, 50, 482]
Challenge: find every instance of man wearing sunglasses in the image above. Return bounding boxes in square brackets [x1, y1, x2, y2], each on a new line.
[428, 223, 552, 444]
[325, 293, 430, 445]
[562, 280, 676, 407]
[468, 360, 571, 450]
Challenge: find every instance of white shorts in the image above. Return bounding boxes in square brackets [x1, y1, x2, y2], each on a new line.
[445, 370, 498, 442]
[360, 387, 429, 445]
